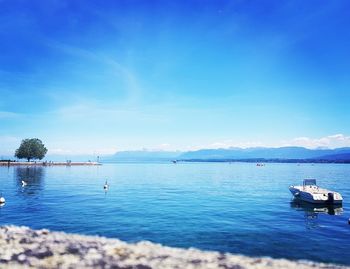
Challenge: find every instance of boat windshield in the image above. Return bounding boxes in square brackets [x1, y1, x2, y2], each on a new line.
[303, 179, 317, 186]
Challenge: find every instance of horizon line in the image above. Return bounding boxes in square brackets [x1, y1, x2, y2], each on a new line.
[2, 145, 350, 157]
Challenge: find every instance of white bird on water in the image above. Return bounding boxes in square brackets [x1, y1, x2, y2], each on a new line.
[21, 180, 27, 187]
[0, 193, 5, 204]
[103, 180, 109, 190]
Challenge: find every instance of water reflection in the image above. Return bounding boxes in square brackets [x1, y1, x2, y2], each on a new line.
[290, 199, 343, 229]
[290, 199, 343, 215]
[14, 167, 45, 195]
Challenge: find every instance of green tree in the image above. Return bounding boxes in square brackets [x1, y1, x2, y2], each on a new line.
[15, 138, 48, 162]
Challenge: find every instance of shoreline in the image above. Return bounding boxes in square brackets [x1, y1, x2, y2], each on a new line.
[0, 225, 347, 269]
[0, 161, 101, 166]
[180, 159, 350, 164]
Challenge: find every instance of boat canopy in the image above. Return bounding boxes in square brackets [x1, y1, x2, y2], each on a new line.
[303, 179, 317, 186]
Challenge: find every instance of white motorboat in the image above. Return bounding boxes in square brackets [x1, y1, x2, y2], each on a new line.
[289, 179, 343, 204]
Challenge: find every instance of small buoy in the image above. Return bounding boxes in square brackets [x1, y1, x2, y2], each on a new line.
[348, 218, 350, 225]
[21, 180, 27, 187]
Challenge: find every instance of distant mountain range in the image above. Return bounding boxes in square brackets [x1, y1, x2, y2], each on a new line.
[103, 147, 350, 163]
[3, 147, 350, 163]
[102, 150, 182, 162]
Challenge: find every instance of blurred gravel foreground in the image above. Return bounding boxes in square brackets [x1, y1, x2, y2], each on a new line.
[0, 226, 347, 269]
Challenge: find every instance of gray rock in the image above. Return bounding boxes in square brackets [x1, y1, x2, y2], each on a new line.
[0, 225, 347, 269]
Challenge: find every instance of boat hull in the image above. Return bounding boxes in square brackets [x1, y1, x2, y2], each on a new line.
[289, 186, 343, 204]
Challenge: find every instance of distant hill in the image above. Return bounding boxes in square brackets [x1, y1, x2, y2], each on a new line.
[0, 147, 350, 163]
[103, 147, 350, 163]
[4, 147, 350, 163]
[179, 147, 350, 160]
[103, 150, 182, 162]
[314, 152, 350, 161]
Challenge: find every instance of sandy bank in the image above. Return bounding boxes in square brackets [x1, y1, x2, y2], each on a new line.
[0, 226, 347, 269]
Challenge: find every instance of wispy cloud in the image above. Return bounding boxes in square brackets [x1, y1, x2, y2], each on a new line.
[53, 101, 167, 124]
[190, 140, 265, 150]
[145, 143, 174, 151]
[0, 111, 21, 119]
[194, 134, 350, 150]
[0, 135, 20, 143]
[49, 147, 117, 155]
[0, 135, 20, 155]
[46, 41, 142, 105]
[282, 134, 350, 149]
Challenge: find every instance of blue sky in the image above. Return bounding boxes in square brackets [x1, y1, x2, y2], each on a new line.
[1, 0, 350, 155]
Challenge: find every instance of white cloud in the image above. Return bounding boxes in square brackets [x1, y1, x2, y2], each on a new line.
[49, 148, 74, 155]
[192, 134, 350, 150]
[283, 134, 350, 149]
[0, 136, 20, 155]
[189, 140, 265, 150]
[153, 143, 172, 151]
[0, 111, 21, 119]
[2, 134, 349, 156]
[39, 134, 350, 155]
[0, 135, 20, 142]
[49, 147, 117, 155]
[47, 41, 142, 105]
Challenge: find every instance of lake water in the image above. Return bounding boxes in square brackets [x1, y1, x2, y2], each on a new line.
[1, 162, 350, 265]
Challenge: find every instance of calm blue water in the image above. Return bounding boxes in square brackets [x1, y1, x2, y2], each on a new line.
[1, 163, 350, 264]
